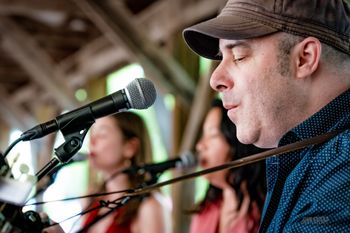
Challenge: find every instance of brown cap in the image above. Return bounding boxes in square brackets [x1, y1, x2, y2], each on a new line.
[183, 0, 350, 60]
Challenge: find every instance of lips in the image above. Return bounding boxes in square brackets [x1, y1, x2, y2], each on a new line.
[225, 103, 238, 110]
[199, 157, 208, 168]
[222, 99, 238, 110]
[223, 101, 239, 119]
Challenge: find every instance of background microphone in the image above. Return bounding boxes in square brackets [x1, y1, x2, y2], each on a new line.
[21, 78, 157, 141]
[125, 151, 197, 176]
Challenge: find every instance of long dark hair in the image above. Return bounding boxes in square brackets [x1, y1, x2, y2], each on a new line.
[89, 111, 153, 225]
[196, 99, 266, 213]
[110, 111, 154, 224]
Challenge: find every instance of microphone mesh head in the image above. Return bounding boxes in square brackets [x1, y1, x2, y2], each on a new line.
[179, 151, 197, 169]
[126, 78, 157, 109]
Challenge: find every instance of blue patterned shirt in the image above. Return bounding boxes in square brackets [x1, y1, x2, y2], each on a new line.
[259, 90, 350, 233]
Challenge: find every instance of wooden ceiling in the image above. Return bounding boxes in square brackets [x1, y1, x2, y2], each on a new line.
[0, 0, 226, 132]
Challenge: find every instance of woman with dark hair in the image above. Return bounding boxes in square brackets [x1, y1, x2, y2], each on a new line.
[81, 111, 171, 233]
[190, 99, 266, 233]
[43, 111, 171, 233]
[43, 112, 171, 233]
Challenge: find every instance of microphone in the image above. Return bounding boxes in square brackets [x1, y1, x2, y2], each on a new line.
[21, 78, 157, 141]
[125, 151, 197, 176]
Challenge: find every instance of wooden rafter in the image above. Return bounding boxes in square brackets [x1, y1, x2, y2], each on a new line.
[0, 16, 79, 110]
[57, 37, 132, 87]
[73, 0, 196, 106]
[0, 86, 37, 130]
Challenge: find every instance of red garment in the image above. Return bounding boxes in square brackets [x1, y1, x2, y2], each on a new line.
[190, 199, 261, 233]
[82, 200, 132, 233]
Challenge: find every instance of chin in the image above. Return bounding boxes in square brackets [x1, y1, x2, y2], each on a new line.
[236, 132, 254, 145]
[254, 139, 279, 149]
[89, 161, 101, 170]
[205, 176, 223, 188]
[236, 124, 263, 146]
[209, 181, 225, 190]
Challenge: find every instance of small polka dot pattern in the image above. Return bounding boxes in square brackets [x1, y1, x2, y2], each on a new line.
[259, 90, 350, 233]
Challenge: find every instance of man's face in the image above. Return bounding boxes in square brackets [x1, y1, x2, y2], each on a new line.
[210, 33, 299, 148]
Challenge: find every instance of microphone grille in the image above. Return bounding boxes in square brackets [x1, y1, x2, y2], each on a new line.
[179, 151, 197, 169]
[126, 78, 157, 109]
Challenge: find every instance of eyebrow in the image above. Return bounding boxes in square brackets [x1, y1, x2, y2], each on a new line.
[217, 41, 251, 57]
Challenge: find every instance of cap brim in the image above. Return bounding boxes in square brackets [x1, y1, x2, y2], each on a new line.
[183, 15, 278, 60]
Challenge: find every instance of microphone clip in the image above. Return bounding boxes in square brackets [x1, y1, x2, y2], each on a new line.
[55, 121, 92, 163]
[35, 121, 93, 182]
[124, 165, 162, 186]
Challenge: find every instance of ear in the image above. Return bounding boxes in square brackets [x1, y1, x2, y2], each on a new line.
[293, 37, 321, 79]
[123, 137, 140, 160]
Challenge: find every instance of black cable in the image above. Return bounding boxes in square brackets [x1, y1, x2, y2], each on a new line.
[75, 196, 131, 233]
[25, 188, 134, 206]
[41, 196, 131, 232]
[42, 200, 110, 229]
[3, 136, 23, 158]
[67, 170, 126, 233]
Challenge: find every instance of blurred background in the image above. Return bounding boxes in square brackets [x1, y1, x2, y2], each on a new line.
[0, 0, 229, 232]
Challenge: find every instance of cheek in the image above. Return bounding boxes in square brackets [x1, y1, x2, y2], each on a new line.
[204, 166, 230, 188]
[257, 68, 290, 110]
[242, 66, 277, 110]
[97, 139, 121, 156]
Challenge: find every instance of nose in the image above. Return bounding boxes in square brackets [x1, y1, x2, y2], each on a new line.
[210, 61, 233, 92]
[90, 136, 96, 146]
[195, 136, 205, 154]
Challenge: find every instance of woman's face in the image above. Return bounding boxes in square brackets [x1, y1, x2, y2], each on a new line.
[89, 116, 129, 174]
[196, 107, 232, 188]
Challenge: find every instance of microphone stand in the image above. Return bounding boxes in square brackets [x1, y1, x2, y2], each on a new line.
[75, 167, 161, 233]
[124, 129, 344, 197]
[29, 159, 81, 201]
[75, 196, 132, 233]
[36, 121, 93, 182]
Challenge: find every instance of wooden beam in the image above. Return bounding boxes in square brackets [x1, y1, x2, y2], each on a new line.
[136, 0, 226, 41]
[0, 0, 77, 15]
[0, 119, 10, 154]
[68, 46, 130, 87]
[57, 37, 132, 87]
[73, 0, 196, 106]
[9, 84, 39, 105]
[0, 16, 79, 110]
[0, 86, 37, 131]
[173, 62, 217, 233]
[59, 0, 225, 92]
[33, 34, 89, 49]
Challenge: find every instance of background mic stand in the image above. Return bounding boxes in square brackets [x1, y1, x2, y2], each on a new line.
[75, 195, 134, 233]
[124, 164, 167, 187]
[35, 121, 93, 182]
[76, 177, 154, 233]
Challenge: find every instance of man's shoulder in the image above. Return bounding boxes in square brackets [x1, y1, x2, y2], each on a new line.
[322, 128, 350, 150]
[301, 129, 350, 178]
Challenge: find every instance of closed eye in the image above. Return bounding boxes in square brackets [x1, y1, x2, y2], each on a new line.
[234, 57, 245, 62]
